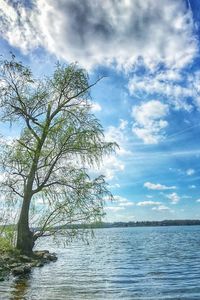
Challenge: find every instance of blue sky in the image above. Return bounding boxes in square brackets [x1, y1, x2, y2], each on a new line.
[1, 0, 200, 222]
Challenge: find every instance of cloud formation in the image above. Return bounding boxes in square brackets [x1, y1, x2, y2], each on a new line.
[128, 68, 200, 116]
[95, 155, 125, 181]
[132, 100, 169, 144]
[0, 0, 197, 70]
[105, 195, 134, 215]
[144, 182, 176, 190]
[90, 102, 102, 112]
[128, 69, 194, 112]
[137, 201, 161, 206]
[189, 185, 196, 189]
[105, 206, 125, 212]
[113, 195, 134, 207]
[152, 205, 171, 211]
[166, 192, 180, 204]
[186, 168, 195, 176]
[105, 119, 131, 156]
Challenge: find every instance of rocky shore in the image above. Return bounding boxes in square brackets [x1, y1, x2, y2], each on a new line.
[0, 250, 57, 281]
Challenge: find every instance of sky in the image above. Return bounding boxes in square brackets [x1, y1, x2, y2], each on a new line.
[1, 0, 200, 222]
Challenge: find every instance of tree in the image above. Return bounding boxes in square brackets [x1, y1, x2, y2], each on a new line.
[0, 56, 116, 255]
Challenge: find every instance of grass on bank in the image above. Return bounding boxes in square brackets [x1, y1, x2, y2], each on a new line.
[0, 226, 16, 254]
[0, 236, 14, 253]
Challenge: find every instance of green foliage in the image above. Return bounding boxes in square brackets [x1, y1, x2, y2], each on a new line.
[0, 55, 117, 247]
[0, 236, 14, 253]
[3, 226, 16, 245]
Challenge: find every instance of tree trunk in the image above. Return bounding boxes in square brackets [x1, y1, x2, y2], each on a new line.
[16, 117, 49, 255]
[16, 194, 35, 256]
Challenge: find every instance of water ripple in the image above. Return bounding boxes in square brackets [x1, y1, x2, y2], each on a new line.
[1, 226, 200, 299]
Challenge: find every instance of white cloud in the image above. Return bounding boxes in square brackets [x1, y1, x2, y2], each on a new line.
[128, 63, 200, 117]
[0, 1, 40, 53]
[169, 168, 196, 177]
[152, 205, 171, 211]
[189, 185, 196, 189]
[169, 168, 183, 175]
[0, 0, 197, 70]
[146, 195, 153, 198]
[105, 195, 134, 214]
[90, 102, 102, 112]
[186, 168, 195, 176]
[96, 155, 125, 180]
[144, 182, 176, 190]
[196, 199, 200, 203]
[109, 183, 121, 189]
[105, 119, 128, 140]
[132, 100, 169, 144]
[128, 69, 194, 112]
[91, 119, 130, 181]
[113, 195, 134, 207]
[188, 71, 200, 110]
[166, 192, 180, 204]
[119, 119, 128, 130]
[137, 201, 161, 206]
[105, 119, 131, 156]
[105, 206, 125, 212]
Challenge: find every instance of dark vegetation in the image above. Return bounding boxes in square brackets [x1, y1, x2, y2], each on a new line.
[66, 219, 200, 228]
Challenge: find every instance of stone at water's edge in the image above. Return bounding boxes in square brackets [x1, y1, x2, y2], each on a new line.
[19, 255, 32, 263]
[33, 250, 50, 257]
[33, 250, 58, 262]
[0, 250, 58, 279]
[12, 265, 31, 276]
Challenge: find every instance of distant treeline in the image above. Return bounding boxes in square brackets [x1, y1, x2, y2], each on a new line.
[2, 220, 200, 232]
[64, 219, 200, 229]
[102, 219, 200, 228]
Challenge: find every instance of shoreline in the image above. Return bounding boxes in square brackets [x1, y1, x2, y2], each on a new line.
[64, 219, 200, 229]
[0, 250, 57, 281]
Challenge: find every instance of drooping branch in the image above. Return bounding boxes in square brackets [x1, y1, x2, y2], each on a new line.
[0, 56, 117, 254]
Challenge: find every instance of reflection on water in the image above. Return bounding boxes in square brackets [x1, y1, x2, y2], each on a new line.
[0, 226, 200, 299]
[9, 275, 30, 300]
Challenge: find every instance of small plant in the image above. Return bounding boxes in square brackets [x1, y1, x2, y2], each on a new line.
[0, 225, 16, 254]
[0, 236, 14, 253]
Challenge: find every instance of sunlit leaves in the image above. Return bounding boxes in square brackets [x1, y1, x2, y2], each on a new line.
[0, 56, 117, 241]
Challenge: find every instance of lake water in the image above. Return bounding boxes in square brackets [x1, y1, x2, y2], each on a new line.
[1, 226, 200, 300]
